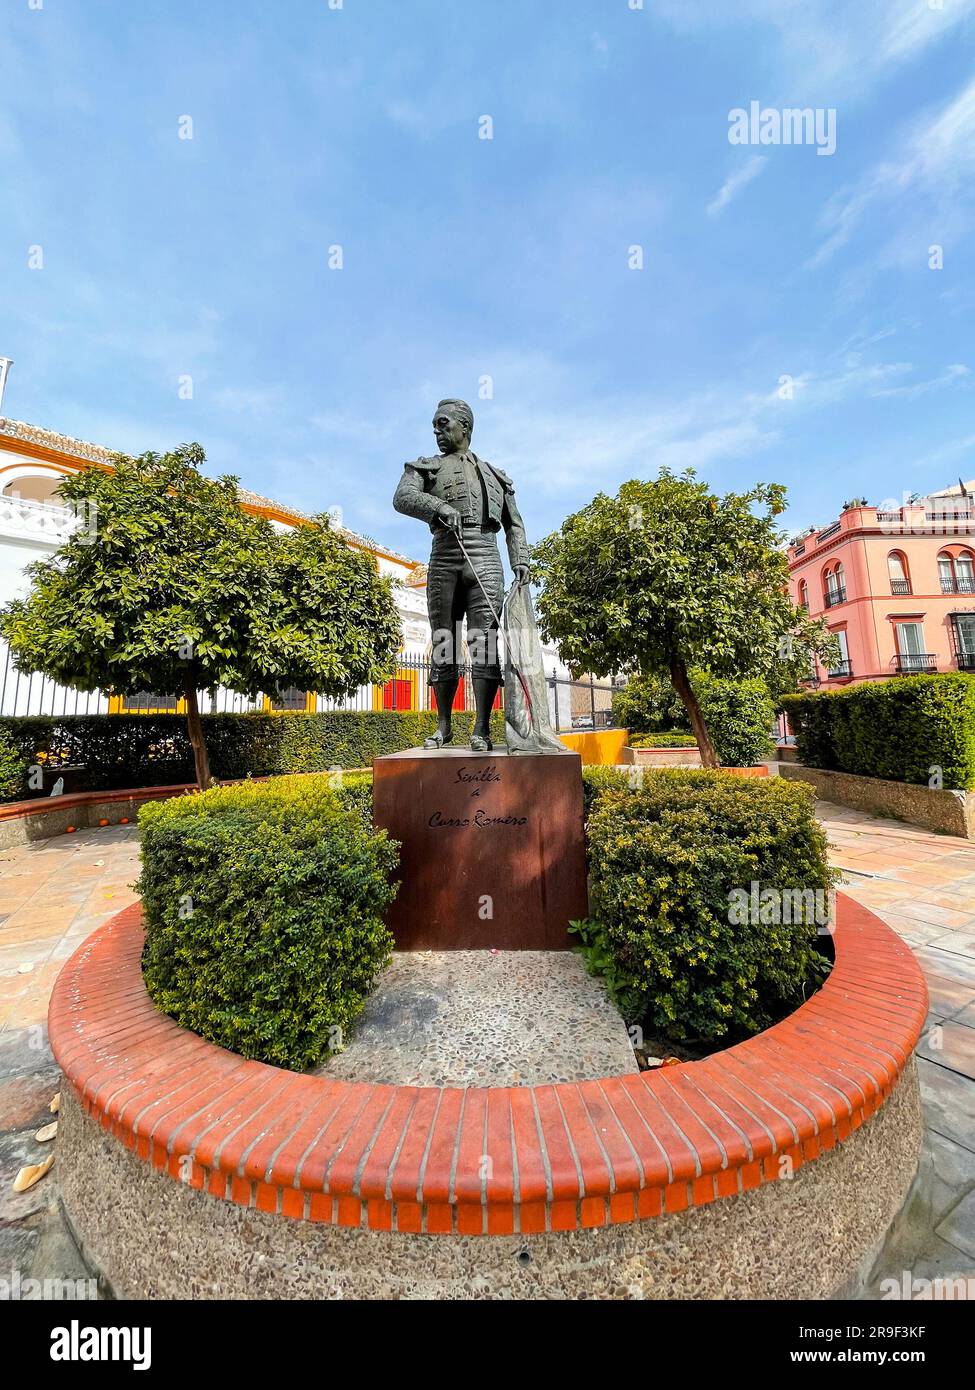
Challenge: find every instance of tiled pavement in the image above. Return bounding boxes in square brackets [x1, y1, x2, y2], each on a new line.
[0, 808, 974, 1297]
[0, 826, 140, 1290]
[819, 802, 975, 1294]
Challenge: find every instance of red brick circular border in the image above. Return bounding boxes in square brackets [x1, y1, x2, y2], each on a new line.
[48, 894, 927, 1238]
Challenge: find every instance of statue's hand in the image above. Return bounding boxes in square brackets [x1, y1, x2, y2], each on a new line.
[514, 564, 530, 587]
[437, 504, 462, 532]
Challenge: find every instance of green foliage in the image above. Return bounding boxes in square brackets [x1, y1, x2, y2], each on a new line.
[629, 732, 696, 748]
[781, 675, 975, 789]
[614, 669, 775, 765]
[533, 468, 833, 689]
[693, 673, 775, 767]
[138, 773, 397, 1070]
[611, 673, 686, 734]
[583, 770, 834, 1040]
[0, 710, 505, 801]
[581, 763, 631, 819]
[0, 446, 401, 784]
[0, 727, 23, 801]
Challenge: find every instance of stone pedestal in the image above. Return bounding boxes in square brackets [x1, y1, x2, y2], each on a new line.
[372, 747, 588, 949]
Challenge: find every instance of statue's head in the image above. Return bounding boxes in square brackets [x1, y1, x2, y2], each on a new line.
[433, 399, 473, 456]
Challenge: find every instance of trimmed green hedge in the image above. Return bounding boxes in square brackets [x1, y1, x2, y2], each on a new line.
[0, 710, 507, 801]
[780, 675, 975, 789]
[693, 673, 775, 768]
[577, 769, 833, 1041]
[629, 732, 696, 748]
[138, 773, 396, 1070]
[611, 671, 775, 766]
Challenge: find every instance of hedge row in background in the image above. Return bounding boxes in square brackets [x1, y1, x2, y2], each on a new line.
[613, 671, 775, 767]
[780, 674, 975, 790]
[138, 773, 396, 1070]
[578, 769, 834, 1042]
[0, 710, 507, 801]
[629, 732, 697, 749]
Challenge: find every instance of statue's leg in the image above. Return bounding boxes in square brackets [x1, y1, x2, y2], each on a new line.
[465, 535, 505, 752]
[471, 675, 501, 749]
[426, 673, 459, 748]
[425, 549, 462, 749]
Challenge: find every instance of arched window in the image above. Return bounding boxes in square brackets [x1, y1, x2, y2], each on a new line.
[938, 551, 954, 592]
[797, 579, 808, 610]
[824, 563, 846, 607]
[937, 550, 975, 593]
[887, 551, 911, 595]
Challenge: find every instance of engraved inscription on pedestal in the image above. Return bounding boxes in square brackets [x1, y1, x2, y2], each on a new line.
[373, 747, 588, 950]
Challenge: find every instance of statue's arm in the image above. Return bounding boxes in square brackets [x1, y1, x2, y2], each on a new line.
[393, 462, 448, 527]
[502, 488, 531, 571]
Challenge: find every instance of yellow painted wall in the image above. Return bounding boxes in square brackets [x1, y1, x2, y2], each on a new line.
[559, 729, 628, 765]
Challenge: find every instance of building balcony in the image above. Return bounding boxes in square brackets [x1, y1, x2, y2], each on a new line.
[941, 576, 975, 594]
[889, 579, 912, 596]
[825, 660, 853, 679]
[956, 653, 975, 672]
[0, 494, 93, 546]
[823, 586, 847, 608]
[895, 653, 938, 674]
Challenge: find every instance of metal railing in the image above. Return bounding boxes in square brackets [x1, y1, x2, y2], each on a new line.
[0, 644, 628, 728]
[957, 653, 975, 672]
[823, 586, 847, 608]
[889, 579, 912, 595]
[825, 660, 853, 679]
[548, 673, 625, 733]
[941, 576, 975, 594]
[894, 653, 938, 674]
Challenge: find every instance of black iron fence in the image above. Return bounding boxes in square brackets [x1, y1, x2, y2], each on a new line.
[547, 672, 625, 733]
[0, 642, 625, 728]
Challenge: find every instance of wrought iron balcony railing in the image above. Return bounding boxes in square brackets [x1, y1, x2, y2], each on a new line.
[826, 660, 853, 679]
[942, 575, 975, 594]
[956, 653, 975, 672]
[889, 579, 912, 595]
[823, 586, 847, 608]
[895, 653, 937, 674]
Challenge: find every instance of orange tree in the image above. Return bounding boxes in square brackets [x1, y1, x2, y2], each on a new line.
[0, 444, 400, 788]
[533, 469, 835, 766]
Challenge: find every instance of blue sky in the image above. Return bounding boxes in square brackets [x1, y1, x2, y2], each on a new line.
[1, 0, 973, 559]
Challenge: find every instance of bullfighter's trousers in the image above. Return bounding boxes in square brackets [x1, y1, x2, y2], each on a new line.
[427, 525, 505, 683]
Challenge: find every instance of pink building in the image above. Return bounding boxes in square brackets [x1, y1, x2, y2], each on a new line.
[787, 484, 975, 687]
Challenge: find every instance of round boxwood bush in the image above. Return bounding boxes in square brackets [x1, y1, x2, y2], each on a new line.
[138, 773, 397, 1070]
[581, 769, 833, 1042]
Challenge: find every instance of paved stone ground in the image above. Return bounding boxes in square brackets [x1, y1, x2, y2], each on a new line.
[0, 826, 140, 1294]
[817, 801, 975, 1296]
[1, 805, 974, 1298]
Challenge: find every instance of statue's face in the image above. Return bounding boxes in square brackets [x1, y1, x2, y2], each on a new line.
[433, 408, 470, 456]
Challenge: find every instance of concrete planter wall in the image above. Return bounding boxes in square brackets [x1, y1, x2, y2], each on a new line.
[780, 763, 975, 839]
[49, 896, 926, 1300]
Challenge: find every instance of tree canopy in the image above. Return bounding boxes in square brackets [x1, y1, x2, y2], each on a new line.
[0, 444, 401, 786]
[532, 468, 836, 765]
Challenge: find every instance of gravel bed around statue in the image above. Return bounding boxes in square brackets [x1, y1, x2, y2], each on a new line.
[318, 950, 638, 1087]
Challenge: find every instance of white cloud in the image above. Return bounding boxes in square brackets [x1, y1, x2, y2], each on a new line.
[707, 156, 767, 217]
[809, 76, 975, 268]
[872, 364, 972, 401]
[652, 0, 975, 98]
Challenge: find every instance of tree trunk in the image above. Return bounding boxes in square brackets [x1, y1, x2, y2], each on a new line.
[183, 678, 212, 790]
[669, 655, 719, 768]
